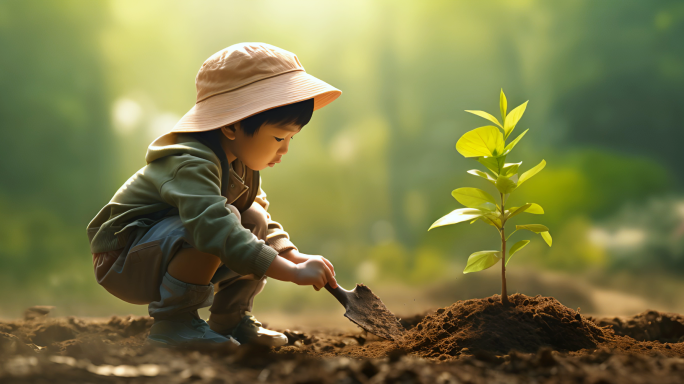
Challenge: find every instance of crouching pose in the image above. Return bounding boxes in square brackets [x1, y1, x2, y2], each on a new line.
[87, 43, 341, 347]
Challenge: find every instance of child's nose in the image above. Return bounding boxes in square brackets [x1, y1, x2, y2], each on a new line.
[277, 142, 289, 155]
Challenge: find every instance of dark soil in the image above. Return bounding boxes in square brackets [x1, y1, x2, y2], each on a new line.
[2, 295, 684, 383]
[589, 310, 684, 343]
[401, 293, 608, 357]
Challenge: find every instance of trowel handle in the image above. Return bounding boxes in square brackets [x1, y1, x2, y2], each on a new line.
[324, 283, 349, 307]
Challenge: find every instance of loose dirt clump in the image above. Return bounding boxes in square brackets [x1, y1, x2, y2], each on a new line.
[402, 293, 609, 357]
[28, 323, 78, 347]
[591, 310, 684, 343]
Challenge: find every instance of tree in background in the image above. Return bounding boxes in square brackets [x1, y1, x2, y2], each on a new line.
[0, 1, 115, 293]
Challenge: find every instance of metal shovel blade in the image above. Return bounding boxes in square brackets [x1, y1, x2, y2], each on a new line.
[324, 283, 405, 341]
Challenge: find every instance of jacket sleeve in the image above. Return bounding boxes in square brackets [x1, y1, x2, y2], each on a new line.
[158, 160, 278, 278]
[253, 176, 298, 254]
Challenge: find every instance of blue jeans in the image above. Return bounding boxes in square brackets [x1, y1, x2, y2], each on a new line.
[93, 203, 269, 327]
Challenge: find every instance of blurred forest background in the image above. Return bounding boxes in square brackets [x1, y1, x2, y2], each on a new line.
[1, 0, 683, 326]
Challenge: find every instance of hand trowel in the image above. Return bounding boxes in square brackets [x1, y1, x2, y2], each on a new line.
[324, 283, 405, 341]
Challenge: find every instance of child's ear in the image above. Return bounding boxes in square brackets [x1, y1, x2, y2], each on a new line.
[220, 122, 238, 140]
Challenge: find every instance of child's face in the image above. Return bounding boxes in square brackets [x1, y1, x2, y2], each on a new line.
[221, 121, 301, 171]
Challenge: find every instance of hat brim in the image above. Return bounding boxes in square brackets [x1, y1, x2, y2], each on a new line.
[170, 70, 341, 134]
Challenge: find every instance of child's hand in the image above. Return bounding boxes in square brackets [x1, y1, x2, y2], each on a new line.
[280, 250, 336, 282]
[293, 257, 338, 290]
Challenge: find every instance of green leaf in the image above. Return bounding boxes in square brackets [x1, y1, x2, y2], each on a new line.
[507, 203, 532, 220]
[505, 228, 518, 241]
[509, 173, 518, 185]
[484, 212, 503, 227]
[506, 240, 530, 266]
[428, 208, 484, 231]
[501, 162, 522, 177]
[465, 110, 503, 129]
[503, 128, 529, 154]
[480, 216, 500, 228]
[452, 188, 497, 211]
[503, 101, 528, 139]
[469, 218, 478, 224]
[541, 231, 553, 246]
[478, 157, 499, 176]
[526, 203, 544, 214]
[463, 251, 502, 274]
[495, 175, 517, 194]
[508, 203, 544, 220]
[500, 89, 507, 122]
[467, 169, 496, 184]
[516, 224, 549, 233]
[478, 155, 507, 176]
[518, 159, 546, 186]
[456, 126, 505, 158]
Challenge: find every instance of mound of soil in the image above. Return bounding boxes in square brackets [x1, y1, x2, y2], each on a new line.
[591, 310, 684, 343]
[401, 293, 609, 357]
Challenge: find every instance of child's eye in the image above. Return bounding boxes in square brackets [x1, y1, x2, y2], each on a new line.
[274, 137, 284, 142]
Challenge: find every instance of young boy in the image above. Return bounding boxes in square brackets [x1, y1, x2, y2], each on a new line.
[87, 43, 341, 347]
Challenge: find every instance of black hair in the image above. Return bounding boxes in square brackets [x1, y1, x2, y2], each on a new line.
[238, 98, 314, 137]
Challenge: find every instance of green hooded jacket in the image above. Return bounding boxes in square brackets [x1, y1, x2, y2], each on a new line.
[86, 130, 294, 278]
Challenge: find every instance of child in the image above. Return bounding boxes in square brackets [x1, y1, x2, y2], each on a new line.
[87, 43, 341, 347]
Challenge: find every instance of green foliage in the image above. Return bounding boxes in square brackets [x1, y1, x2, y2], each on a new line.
[516, 224, 549, 233]
[478, 156, 506, 176]
[465, 110, 502, 128]
[503, 101, 528, 140]
[451, 188, 497, 211]
[518, 160, 547, 186]
[504, 129, 528, 153]
[429, 90, 552, 296]
[526, 204, 545, 214]
[499, 89, 507, 122]
[467, 169, 496, 184]
[456, 126, 504, 158]
[507, 203, 531, 220]
[0, 1, 115, 223]
[495, 174, 517, 194]
[506, 240, 530, 266]
[0, 1, 116, 312]
[534, 217, 604, 272]
[428, 208, 483, 231]
[501, 162, 522, 177]
[463, 251, 502, 274]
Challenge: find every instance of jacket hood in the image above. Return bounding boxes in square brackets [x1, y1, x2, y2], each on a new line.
[145, 132, 221, 165]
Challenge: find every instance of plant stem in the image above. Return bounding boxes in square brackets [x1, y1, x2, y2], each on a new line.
[500, 192, 510, 306]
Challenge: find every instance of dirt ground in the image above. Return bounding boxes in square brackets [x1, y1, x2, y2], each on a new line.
[2, 294, 684, 383]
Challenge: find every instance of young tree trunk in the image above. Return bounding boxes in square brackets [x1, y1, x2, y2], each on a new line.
[501, 227, 510, 306]
[500, 194, 510, 306]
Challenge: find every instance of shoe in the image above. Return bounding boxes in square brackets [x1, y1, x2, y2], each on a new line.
[147, 311, 240, 348]
[226, 311, 288, 347]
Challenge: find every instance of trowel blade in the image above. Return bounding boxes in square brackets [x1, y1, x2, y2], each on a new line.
[326, 283, 405, 341]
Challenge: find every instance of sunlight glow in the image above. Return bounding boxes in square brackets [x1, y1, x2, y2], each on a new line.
[112, 98, 142, 134]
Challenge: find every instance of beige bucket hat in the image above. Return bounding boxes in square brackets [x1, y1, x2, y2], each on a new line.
[170, 42, 342, 134]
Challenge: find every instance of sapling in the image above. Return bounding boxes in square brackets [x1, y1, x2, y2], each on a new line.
[428, 90, 552, 306]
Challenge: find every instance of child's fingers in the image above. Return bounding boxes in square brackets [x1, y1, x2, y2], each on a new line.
[322, 257, 335, 276]
[324, 267, 338, 289]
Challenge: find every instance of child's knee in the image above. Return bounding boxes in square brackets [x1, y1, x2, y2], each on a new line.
[167, 246, 222, 285]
